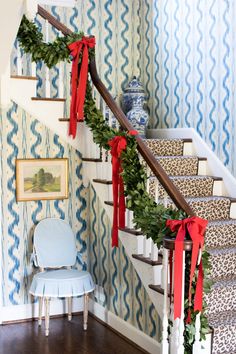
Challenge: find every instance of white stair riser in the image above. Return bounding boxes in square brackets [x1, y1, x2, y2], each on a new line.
[198, 160, 207, 175]
[212, 180, 223, 196]
[183, 142, 193, 156]
[230, 202, 236, 218]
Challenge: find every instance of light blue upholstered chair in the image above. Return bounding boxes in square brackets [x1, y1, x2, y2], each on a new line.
[29, 218, 94, 336]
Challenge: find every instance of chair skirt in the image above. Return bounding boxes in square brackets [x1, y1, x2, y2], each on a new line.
[29, 269, 95, 298]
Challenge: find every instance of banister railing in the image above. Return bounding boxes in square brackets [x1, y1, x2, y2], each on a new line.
[37, 5, 194, 217]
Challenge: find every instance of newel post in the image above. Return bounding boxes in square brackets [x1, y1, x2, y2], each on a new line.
[162, 237, 193, 354]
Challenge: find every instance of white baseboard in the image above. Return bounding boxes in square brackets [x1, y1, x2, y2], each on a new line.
[1, 297, 84, 323]
[89, 300, 161, 354]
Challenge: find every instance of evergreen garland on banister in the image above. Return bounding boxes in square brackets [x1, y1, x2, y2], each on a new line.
[17, 14, 212, 353]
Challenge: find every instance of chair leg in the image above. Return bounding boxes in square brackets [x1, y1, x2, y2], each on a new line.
[83, 293, 89, 331]
[44, 297, 50, 336]
[68, 297, 72, 321]
[38, 297, 43, 326]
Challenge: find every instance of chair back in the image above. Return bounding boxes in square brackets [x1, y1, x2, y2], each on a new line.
[34, 218, 77, 268]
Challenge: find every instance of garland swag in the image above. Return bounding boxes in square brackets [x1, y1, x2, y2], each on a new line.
[17, 14, 212, 353]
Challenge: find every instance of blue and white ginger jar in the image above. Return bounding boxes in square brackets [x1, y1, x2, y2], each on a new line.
[122, 77, 149, 138]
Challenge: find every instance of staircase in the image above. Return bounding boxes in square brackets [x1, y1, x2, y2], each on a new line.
[6, 6, 236, 354]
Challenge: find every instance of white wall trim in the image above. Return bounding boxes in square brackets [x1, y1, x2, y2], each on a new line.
[37, 0, 77, 7]
[89, 300, 161, 354]
[1, 297, 83, 323]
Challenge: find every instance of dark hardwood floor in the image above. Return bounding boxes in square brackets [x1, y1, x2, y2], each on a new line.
[0, 315, 147, 354]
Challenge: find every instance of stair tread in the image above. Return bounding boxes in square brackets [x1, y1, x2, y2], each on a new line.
[144, 138, 190, 156]
[132, 254, 162, 266]
[93, 179, 112, 185]
[208, 245, 236, 256]
[205, 219, 236, 249]
[119, 227, 143, 236]
[148, 284, 164, 295]
[186, 196, 230, 202]
[208, 219, 236, 226]
[154, 155, 205, 176]
[211, 275, 236, 288]
[208, 310, 236, 327]
[150, 174, 222, 181]
[11, 75, 38, 80]
[156, 155, 206, 160]
[59, 118, 70, 121]
[145, 138, 192, 142]
[31, 97, 66, 102]
[82, 158, 102, 162]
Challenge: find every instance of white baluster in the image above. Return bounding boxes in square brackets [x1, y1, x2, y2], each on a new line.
[17, 42, 22, 76]
[176, 250, 185, 354]
[146, 167, 151, 194]
[193, 251, 202, 353]
[150, 239, 158, 261]
[45, 20, 50, 98]
[155, 179, 159, 204]
[193, 313, 201, 354]
[143, 237, 151, 257]
[59, 61, 64, 98]
[106, 154, 112, 180]
[162, 248, 169, 354]
[126, 210, 132, 229]
[31, 61, 36, 78]
[137, 235, 144, 254]
[163, 190, 168, 208]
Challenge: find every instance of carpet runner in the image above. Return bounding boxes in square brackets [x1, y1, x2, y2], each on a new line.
[144, 138, 236, 354]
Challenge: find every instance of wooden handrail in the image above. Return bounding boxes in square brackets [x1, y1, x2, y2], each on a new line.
[38, 5, 73, 35]
[37, 5, 195, 216]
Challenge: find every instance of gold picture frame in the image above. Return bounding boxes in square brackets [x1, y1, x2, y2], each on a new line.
[16, 158, 69, 202]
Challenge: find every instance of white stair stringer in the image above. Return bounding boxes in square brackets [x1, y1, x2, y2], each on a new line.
[8, 76, 101, 158]
[8, 77, 82, 150]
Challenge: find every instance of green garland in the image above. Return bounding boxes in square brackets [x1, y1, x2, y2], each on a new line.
[17, 15, 211, 353]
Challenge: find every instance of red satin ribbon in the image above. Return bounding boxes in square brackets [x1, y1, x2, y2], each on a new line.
[108, 136, 127, 247]
[166, 216, 208, 321]
[68, 36, 96, 138]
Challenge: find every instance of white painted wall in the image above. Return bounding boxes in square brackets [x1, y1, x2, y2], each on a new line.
[0, 1, 25, 77]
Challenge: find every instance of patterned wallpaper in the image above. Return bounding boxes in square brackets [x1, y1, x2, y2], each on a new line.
[11, 0, 142, 110]
[0, 102, 89, 306]
[141, 0, 236, 176]
[88, 185, 161, 342]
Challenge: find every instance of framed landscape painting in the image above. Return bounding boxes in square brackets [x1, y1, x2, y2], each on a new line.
[16, 158, 68, 202]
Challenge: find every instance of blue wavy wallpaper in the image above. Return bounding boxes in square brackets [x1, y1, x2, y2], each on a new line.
[11, 1, 142, 111]
[0, 102, 89, 306]
[141, 0, 236, 176]
[88, 185, 161, 342]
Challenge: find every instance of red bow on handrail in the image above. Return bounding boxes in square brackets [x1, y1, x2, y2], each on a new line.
[108, 135, 127, 247]
[68, 36, 96, 138]
[166, 216, 208, 322]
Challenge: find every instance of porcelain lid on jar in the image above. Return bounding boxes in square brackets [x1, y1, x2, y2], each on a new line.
[124, 76, 145, 94]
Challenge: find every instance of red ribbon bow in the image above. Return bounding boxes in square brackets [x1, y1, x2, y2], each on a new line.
[166, 216, 208, 321]
[68, 36, 96, 138]
[108, 135, 127, 247]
